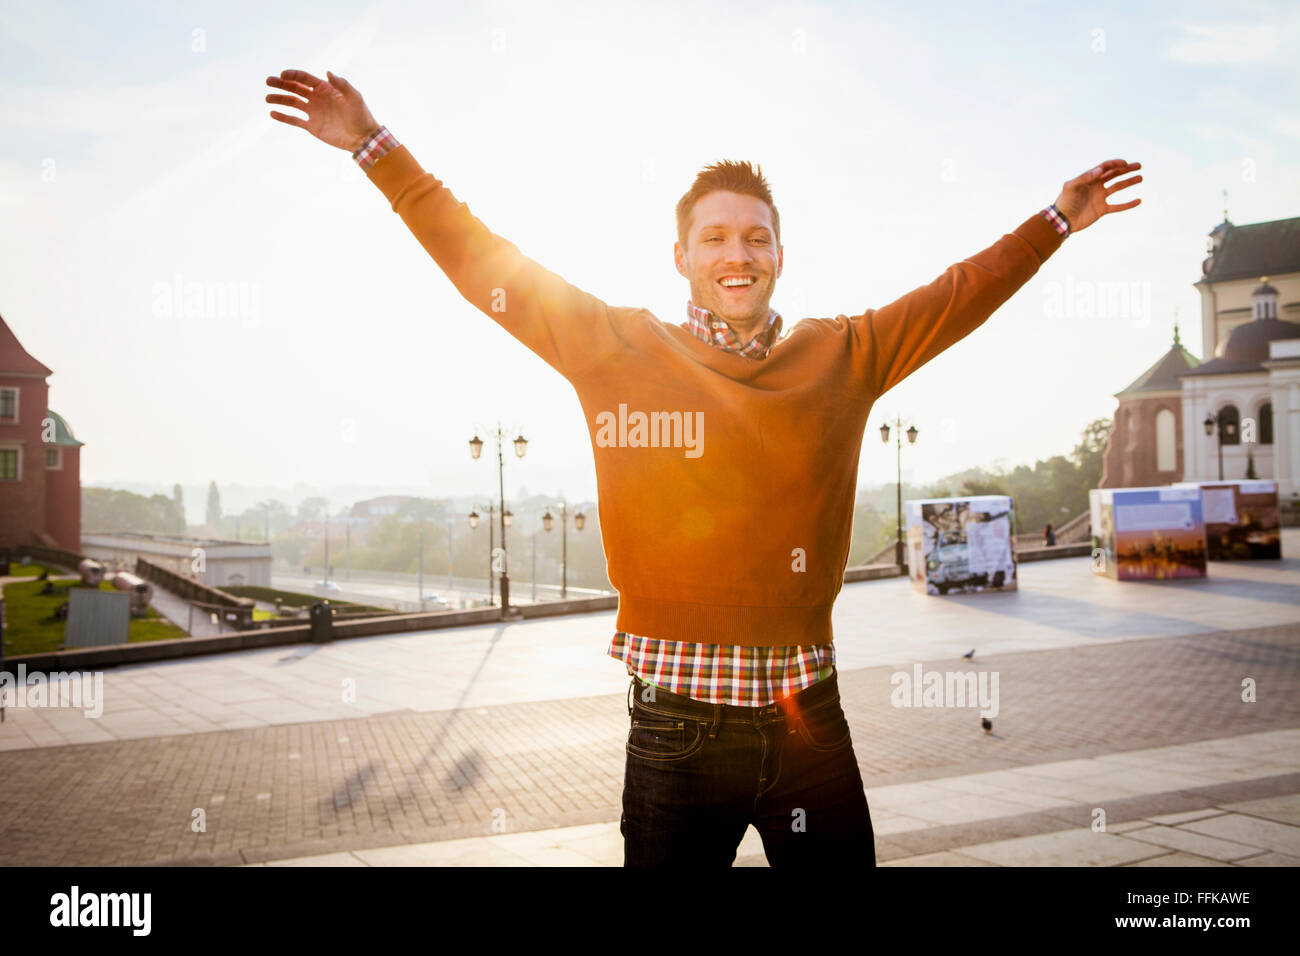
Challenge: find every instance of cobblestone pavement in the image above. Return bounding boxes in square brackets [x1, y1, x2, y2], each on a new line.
[1, 622, 1296, 865]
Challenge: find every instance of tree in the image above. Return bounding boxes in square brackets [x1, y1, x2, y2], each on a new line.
[255, 499, 292, 539]
[297, 496, 329, 525]
[855, 418, 1117, 556]
[205, 481, 222, 528]
[172, 483, 187, 533]
[961, 476, 1008, 497]
[1072, 418, 1112, 472]
[82, 488, 185, 534]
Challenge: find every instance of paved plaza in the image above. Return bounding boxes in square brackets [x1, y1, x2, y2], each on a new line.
[1, 533, 1297, 866]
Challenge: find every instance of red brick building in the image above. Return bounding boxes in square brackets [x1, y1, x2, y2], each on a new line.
[0, 314, 84, 552]
[1100, 323, 1200, 488]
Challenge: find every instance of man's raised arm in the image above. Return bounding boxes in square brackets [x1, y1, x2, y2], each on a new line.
[265, 68, 625, 381]
[849, 159, 1141, 398]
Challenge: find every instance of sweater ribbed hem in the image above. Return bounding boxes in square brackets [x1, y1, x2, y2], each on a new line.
[1013, 209, 1067, 263]
[365, 144, 425, 204]
[615, 595, 835, 647]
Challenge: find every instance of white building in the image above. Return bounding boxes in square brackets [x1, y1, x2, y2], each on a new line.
[82, 531, 272, 588]
[1102, 214, 1300, 513]
[1180, 276, 1299, 499]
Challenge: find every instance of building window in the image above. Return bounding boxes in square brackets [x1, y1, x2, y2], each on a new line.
[1258, 402, 1273, 445]
[0, 447, 18, 481]
[1155, 408, 1176, 471]
[46, 446, 62, 470]
[0, 388, 16, 422]
[1217, 404, 1240, 445]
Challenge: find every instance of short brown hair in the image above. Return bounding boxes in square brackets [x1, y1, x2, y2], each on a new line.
[675, 159, 780, 251]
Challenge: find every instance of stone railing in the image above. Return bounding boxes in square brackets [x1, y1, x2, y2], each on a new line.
[133, 557, 257, 629]
[16, 544, 87, 574]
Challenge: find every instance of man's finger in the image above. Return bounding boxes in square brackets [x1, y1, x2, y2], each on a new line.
[266, 93, 309, 112]
[326, 70, 353, 93]
[266, 76, 313, 97]
[269, 110, 308, 129]
[279, 69, 323, 88]
[1098, 161, 1140, 183]
[1105, 174, 1143, 194]
[1082, 159, 1129, 181]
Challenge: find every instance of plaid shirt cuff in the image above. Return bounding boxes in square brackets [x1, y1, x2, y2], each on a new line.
[352, 126, 399, 170]
[1042, 203, 1071, 237]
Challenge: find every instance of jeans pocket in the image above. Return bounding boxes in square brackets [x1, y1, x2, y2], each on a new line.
[626, 715, 706, 762]
[793, 697, 852, 752]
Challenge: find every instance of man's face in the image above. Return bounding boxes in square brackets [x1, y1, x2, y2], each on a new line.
[674, 190, 782, 336]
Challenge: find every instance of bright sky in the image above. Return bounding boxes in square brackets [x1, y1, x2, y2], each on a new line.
[2, 0, 1297, 518]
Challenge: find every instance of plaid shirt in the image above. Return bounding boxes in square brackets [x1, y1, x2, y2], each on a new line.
[355, 127, 1069, 704]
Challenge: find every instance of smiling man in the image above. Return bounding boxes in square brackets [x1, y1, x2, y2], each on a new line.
[266, 68, 1142, 867]
[675, 172, 784, 350]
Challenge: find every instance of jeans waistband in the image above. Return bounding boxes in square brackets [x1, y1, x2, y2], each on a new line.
[629, 667, 840, 724]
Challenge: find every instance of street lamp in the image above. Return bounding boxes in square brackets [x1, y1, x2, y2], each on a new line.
[322, 503, 330, 587]
[542, 499, 586, 600]
[1203, 412, 1234, 481]
[880, 416, 919, 568]
[468, 502, 496, 605]
[468, 421, 527, 618]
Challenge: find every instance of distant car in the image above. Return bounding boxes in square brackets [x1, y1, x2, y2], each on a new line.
[422, 594, 449, 606]
[314, 580, 342, 594]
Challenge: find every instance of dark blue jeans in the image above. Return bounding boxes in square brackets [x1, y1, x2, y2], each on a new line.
[620, 667, 876, 866]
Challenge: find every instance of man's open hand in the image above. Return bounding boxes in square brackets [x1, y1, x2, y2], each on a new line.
[265, 69, 381, 152]
[1054, 159, 1142, 234]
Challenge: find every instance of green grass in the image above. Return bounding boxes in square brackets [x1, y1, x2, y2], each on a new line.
[4, 562, 66, 578]
[1, 577, 186, 657]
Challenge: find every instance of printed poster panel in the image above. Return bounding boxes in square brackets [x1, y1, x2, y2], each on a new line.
[1173, 480, 1281, 560]
[1094, 486, 1206, 580]
[1089, 488, 1114, 578]
[1200, 488, 1237, 525]
[904, 495, 1017, 595]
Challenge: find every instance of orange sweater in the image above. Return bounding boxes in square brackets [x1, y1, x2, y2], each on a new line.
[366, 146, 1065, 647]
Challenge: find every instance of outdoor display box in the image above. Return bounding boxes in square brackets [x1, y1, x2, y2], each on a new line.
[1171, 479, 1282, 560]
[904, 495, 1017, 595]
[1089, 486, 1206, 580]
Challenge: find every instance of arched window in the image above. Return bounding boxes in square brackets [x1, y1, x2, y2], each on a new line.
[1218, 404, 1240, 445]
[1259, 402, 1273, 445]
[1155, 408, 1176, 471]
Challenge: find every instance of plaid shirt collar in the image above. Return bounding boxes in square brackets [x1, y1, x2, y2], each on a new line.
[683, 300, 783, 360]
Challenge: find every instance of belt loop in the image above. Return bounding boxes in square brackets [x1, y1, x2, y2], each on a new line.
[707, 703, 721, 739]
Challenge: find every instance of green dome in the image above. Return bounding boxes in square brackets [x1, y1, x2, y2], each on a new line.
[45, 409, 84, 447]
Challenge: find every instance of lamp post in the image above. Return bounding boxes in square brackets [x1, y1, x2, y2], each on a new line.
[469, 423, 526, 617]
[467, 502, 496, 606]
[879, 416, 919, 568]
[542, 500, 587, 600]
[1203, 412, 1233, 481]
[446, 517, 454, 595]
[322, 507, 329, 588]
